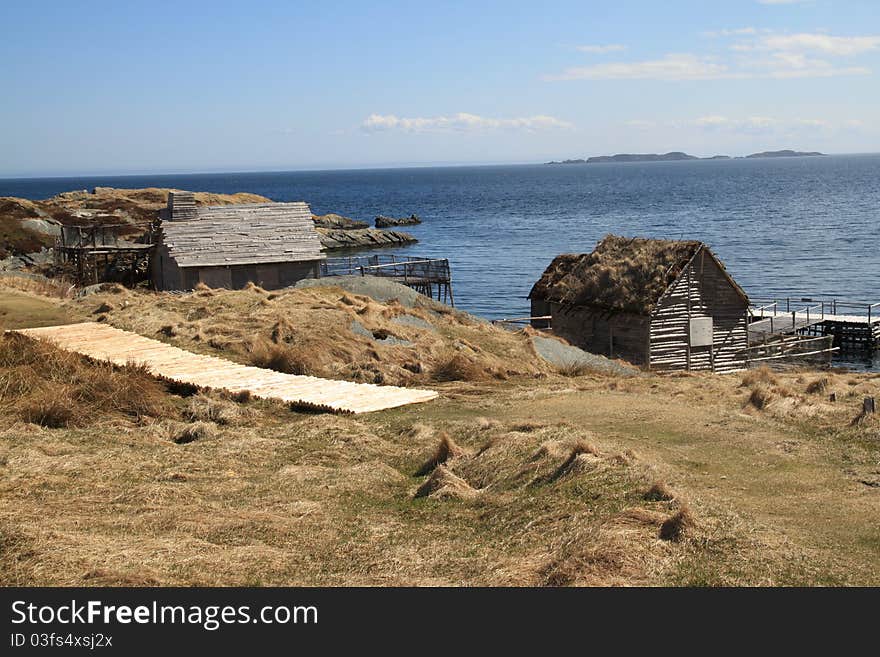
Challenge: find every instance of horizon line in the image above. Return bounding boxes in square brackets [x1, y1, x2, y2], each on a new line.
[2, 150, 879, 181]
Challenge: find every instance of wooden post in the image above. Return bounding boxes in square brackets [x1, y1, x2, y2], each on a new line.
[685, 266, 692, 371]
[864, 397, 876, 415]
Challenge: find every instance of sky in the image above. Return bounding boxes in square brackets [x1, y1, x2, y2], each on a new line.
[1, 0, 878, 177]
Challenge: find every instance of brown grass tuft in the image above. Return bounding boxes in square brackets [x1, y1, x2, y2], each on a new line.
[243, 281, 266, 294]
[741, 365, 778, 388]
[643, 480, 675, 502]
[249, 339, 320, 376]
[549, 440, 601, 480]
[172, 421, 218, 444]
[414, 465, 478, 500]
[185, 394, 243, 426]
[431, 351, 489, 382]
[270, 318, 296, 344]
[18, 390, 78, 428]
[193, 283, 214, 297]
[659, 505, 695, 542]
[806, 377, 831, 394]
[747, 384, 775, 410]
[415, 432, 465, 476]
[557, 361, 597, 377]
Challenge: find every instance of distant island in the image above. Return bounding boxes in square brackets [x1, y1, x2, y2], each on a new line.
[547, 150, 825, 164]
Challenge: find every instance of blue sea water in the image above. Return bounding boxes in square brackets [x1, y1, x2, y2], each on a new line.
[2, 155, 879, 367]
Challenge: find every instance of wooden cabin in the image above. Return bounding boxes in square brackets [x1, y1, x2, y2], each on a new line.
[152, 192, 324, 291]
[529, 235, 750, 373]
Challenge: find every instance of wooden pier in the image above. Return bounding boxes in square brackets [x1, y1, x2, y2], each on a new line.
[748, 297, 880, 353]
[321, 254, 454, 305]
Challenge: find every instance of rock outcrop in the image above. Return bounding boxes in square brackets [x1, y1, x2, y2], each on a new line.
[316, 228, 417, 250]
[375, 214, 421, 228]
[312, 213, 369, 230]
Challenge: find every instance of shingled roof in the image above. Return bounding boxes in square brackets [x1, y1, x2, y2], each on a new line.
[529, 235, 745, 315]
[160, 195, 324, 268]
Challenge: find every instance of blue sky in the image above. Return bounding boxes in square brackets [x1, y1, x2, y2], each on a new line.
[1, 0, 878, 176]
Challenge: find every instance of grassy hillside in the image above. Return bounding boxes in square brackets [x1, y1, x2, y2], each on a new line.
[1, 282, 879, 586]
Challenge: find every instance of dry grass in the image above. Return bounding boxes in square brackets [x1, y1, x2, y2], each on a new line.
[659, 505, 696, 542]
[0, 276, 75, 299]
[415, 432, 465, 476]
[431, 351, 489, 382]
[557, 361, 598, 377]
[747, 385, 775, 410]
[171, 421, 218, 444]
[248, 339, 321, 376]
[185, 393, 247, 426]
[741, 366, 778, 388]
[0, 333, 174, 428]
[56, 284, 550, 387]
[643, 480, 675, 501]
[806, 376, 831, 394]
[414, 465, 479, 500]
[2, 283, 880, 587]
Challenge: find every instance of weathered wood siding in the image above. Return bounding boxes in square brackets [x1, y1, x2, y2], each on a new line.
[649, 250, 748, 373]
[153, 242, 320, 291]
[548, 302, 651, 365]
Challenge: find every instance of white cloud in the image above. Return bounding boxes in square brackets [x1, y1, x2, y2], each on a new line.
[740, 33, 880, 55]
[547, 42, 872, 81]
[576, 44, 627, 54]
[702, 27, 759, 38]
[547, 53, 730, 81]
[361, 112, 573, 133]
[744, 53, 870, 78]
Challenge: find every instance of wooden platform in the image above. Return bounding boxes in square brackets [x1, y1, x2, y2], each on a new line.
[749, 311, 878, 338]
[10, 323, 438, 414]
[748, 309, 880, 352]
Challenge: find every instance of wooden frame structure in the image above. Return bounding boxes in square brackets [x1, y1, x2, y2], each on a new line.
[55, 224, 153, 286]
[321, 254, 454, 305]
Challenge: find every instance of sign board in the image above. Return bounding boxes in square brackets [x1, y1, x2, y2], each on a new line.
[689, 317, 713, 347]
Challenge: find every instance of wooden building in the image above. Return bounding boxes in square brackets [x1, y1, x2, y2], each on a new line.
[529, 235, 750, 372]
[152, 192, 324, 291]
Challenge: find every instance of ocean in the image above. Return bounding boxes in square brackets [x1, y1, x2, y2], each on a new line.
[3, 154, 879, 368]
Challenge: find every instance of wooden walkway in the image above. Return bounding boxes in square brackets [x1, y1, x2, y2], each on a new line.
[11, 323, 438, 414]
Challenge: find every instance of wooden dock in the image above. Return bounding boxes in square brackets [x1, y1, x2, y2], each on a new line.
[11, 323, 438, 414]
[748, 299, 880, 352]
[321, 255, 454, 305]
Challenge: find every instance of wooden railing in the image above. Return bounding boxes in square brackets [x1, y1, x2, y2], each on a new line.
[750, 296, 880, 321]
[321, 255, 450, 283]
[740, 334, 838, 363]
[491, 315, 552, 330]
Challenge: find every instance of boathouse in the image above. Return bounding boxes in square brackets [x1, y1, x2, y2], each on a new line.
[152, 191, 324, 291]
[529, 235, 750, 372]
